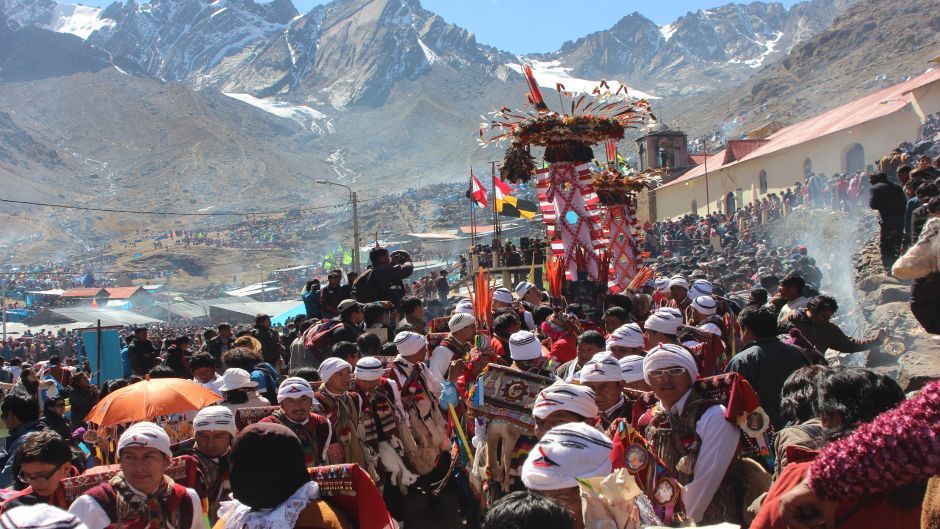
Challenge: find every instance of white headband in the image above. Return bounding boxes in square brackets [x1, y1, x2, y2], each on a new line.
[448, 313, 476, 333]
[642, 343, 698, 384]
[669, 276, 689, 290]
[654, 278, 670, 293]
[509, 330, 542, 361]
[118, 421, 172, 459]
[533, 382, 598, 420]
[455, 299, 474, 315]
[318, 357, 352, 384]
[493, 288, 514, 304]
[277, 377, 314, 403]
[606, 323, 644, 349]
[619, 355, 645, 384]
[521, 422, 613, 491]
[193, 405, 237, 438]
[355, 356, 385, 381]
[645, 308, 682, 336]
[576, 352, 623, 383]
[691, 295, 717, 316]
[394, 331, 427, 358]
[690, 279, 713, 297]
[515, 281, 537, 298]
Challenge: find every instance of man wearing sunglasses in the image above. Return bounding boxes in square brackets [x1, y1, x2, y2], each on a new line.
[0, 430, 73, 512]
[637, 344, 740, 525]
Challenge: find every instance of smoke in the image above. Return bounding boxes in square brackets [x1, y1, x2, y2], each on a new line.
[768, 207, 877, 339]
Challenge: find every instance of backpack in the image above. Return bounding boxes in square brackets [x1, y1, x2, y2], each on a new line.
[252, 362, 281, 404]
[353, 268, 383, 303]
[303, 319, 344, 362]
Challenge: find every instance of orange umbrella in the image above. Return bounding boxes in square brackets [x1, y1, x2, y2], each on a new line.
[86, 378, 222, 427]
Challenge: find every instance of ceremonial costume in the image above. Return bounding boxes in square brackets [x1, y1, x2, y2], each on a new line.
[171, 407, 236, 524]
[259, 378, 333, 467]
[314, 359, 370, 470]
[428, 314, 475, 383]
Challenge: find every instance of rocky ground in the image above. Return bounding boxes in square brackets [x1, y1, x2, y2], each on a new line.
[854, 235, 940, 392]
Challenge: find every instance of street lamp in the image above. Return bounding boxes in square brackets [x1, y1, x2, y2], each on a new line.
[316, 180, 361, 273]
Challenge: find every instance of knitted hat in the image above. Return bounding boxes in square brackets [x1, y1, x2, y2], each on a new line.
[509, 331, 542, 361]
[644, 308, 683, 336]
[455, 299, 474, 315]
[576, 352, 623, 383]
[521, 422, 613, 490]
[493, 288, 514, 304]
[514, 281, 538, 298]
[318, 358, 352, 385]
[691, 295, 717, 316]
[618, 355, 645, 384]
[532, 382, 598, 421]
[229, 423, 312, 510]
[393, 331, 427, 358]
[690, 279, 713, 298]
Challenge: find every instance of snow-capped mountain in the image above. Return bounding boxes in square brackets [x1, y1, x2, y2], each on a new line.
[1, 0, 114, 37]
[535, 0, 858, 96]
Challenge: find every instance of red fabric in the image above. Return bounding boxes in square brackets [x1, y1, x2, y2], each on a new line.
[490, 336, 509, 364]
[724, 373, 761, 421]
[751, 457, 922, 529]
[324, 465, 395, 529]
[547, 337, 577, 364]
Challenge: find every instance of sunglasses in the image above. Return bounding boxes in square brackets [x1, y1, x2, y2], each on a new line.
[18, 462, 64, 483]
[647, 367, 688, 378]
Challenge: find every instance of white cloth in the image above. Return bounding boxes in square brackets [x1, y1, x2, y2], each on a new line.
[69, 485, 206, 529]
[194, 374, 224, 396]
[455, 299, 474, 315]
[576, 352, 622, 383]
[606, 323, 644, 348]
[533, 382, 598, 420]
[391, 355, 442, 398]
[428, 336, 468, 385]
[654, 278, 669, 293]
[618, 355, 645, 383]
[514, 281, 538, 298]
[448, 313, 475, 333]
[277, 377, 314, 403]
[508, 331, 541, 361]
[354, 356, 384, 381]
[689, 280, 713, 298]
[691, 295, 717, 316]
[1, 503, 88, 529]
[664, 389, 740, 523]
[117, 421, 172, 459]
[777, 296, 810, 322]
[317, 358, 351, 384]
[193, 405, 237, 438]
[216, 481, 320, 529]
[642, 343, 698, 383]
[698, 322, 723, 337]
[492, 288, 514, 304]
[645, 308, 683, 336]
[521, 422, 613, 491]
[668, 276, 689, 290]
[222, 393, 270, 414]
[393, 331, 427, 358]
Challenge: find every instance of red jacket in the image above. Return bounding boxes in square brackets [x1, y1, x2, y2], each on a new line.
[751, 447, 922, 529]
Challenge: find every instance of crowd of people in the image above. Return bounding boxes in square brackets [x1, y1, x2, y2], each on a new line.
[0, 138, 939, 529]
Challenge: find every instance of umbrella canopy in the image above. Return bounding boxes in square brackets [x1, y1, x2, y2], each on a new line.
[86, 378, 222, 427]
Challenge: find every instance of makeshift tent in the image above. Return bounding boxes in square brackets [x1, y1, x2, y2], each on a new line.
[79, 326, 125, 384]
[271, 302, 306, 326]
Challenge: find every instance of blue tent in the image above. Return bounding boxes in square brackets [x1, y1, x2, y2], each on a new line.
[271, 302, 306, 327]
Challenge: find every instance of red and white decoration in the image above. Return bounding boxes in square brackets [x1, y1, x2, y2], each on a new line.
[535, 162, 608, 281]
[604, 203, 642, 292]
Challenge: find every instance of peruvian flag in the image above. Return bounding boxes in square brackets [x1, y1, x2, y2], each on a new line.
[468, 172, 488, 208]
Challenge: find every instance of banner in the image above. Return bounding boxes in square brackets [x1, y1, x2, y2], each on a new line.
[79, 327, 124, 385]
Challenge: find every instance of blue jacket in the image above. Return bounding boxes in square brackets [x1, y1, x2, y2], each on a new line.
[0, 419, 45, 488]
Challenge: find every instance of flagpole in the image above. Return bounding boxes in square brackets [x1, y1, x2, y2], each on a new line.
[490, 161, 500, 263]
[469, 167, 477, 249]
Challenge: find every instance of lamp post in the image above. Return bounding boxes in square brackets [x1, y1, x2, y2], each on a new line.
[316, 180, 361, 273]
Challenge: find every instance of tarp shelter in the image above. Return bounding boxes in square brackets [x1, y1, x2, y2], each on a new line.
[136, 301, 211, 322]
[209, 300, 300, 325]
[26, 308, 163, 327]
[79, 326, 125, 384]
[224, 281, 280, 299]
[271, 302, 306, 326]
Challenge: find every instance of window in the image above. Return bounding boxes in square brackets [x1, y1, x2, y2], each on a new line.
[803, 158, 813, 178]
[845, 143, 865, 174]
[691, 199, 698, 215]
[657, 138, 675, 169]
[758, 170, 768, 194]
[725, 192, 736, 213]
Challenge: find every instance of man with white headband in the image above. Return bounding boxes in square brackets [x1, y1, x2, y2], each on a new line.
[576, 352, 631, 430]
[172, 406, 235, 523]
[508, 330, 554, 378]
[689, 295, 722, 336]
[644, 307, 683, 349]
[387, 332, 448, 477]
[532, 382, 598, 439]
[492, 287, 514, 309]
[606, 323, 645, 359]
[618, 355, 649, 391]
[637, 344, 739, 524]
[554, 330, 605, 382]
[689, 279, 713, 299]
[454, 298, 474, 315]
[259, 377, 332, 466]
[313, 357, 370, 471]
[652, 277, 670, 306]
[70, 422, 207, 529]
[428, 313, 477, 383]
[668, 276, 691, 313]
[521, 423, 613, 529]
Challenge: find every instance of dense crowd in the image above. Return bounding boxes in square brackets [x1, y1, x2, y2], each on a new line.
[0, 140, 938, 529]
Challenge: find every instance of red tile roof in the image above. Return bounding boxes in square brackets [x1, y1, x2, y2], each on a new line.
[61, 288, 106, 298]
[660, 69, 940, 189]
[105, 287, 144, 299]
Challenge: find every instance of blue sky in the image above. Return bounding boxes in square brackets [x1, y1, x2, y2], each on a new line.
[78, 0, 801, 54]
